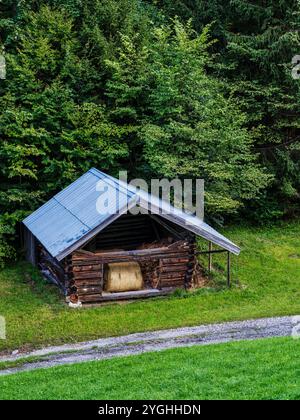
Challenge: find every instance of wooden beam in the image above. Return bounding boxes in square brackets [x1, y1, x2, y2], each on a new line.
[227, 251, 231, 288]
[72, 244, 190, 263]
[79, 288, 175, 304]
[208, 241, 213, 273]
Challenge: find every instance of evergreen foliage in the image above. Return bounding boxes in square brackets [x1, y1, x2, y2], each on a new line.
[140, 21, 270, 216]
[0, 0, 299, 264]
[154, 0, 300, 220]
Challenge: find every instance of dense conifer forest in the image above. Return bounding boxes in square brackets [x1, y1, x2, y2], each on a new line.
[0, 1, 300, 264]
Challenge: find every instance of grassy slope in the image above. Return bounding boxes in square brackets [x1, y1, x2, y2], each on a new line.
[0, 337, 300, 400]
[1, 222, 300, 353]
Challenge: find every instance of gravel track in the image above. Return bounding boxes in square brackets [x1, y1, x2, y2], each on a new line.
[0, 315, 299, 377]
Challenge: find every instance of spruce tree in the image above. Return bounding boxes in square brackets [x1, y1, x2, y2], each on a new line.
[140, 20, 271, 218]
[152, 0, 300, 219]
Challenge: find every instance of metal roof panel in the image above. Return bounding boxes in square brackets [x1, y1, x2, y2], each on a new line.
[23, 168, 240, 259]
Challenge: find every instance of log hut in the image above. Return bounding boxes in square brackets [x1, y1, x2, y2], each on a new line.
[22, 168, 240, 305]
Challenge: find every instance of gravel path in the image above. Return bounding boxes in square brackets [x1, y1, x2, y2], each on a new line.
[0, 315, 299, 377]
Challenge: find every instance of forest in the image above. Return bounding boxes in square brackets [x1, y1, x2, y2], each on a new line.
[0, 0, 300, 266]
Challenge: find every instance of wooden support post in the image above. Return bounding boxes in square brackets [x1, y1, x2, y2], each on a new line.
[227, 251, 231, 288]
[208, 242, 212, 273]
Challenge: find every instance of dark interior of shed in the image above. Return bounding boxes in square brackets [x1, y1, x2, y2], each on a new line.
[83, 212, 188, 252]
[69, 212, 195, 299]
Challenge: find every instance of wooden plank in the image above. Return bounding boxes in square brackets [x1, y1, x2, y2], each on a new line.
[159, 265, 188, 273]
[99, 263, 104, 293]
[71, 256, 188, 266]
[79, 288, 175, 303]
[208, 241, 212, 273]
[76, 286, 103, 295]
[73, 242, 188, 260]
[73, 247, 189, 259]
[160, 281, 185, 286]
[73, 279, 102, 287]
[227, 251, 231, 288]
[159, 272, 186, 280]
[160, 282, 184, 288]
[160, 277, 184, 283]
[73, 271, 102, 280]
[78, 294, 103, 303]
[73, 264, 102, 272]
[72, 251, 189, 265]
[74, 249, 95, 256]
[160, 258, 189, 265]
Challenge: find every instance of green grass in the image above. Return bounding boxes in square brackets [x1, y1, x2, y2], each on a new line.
[0, 350, 83, 371]
[0, 356, 46, 371]
[1, 221, 300, 353]
[1, 337, 299, 400]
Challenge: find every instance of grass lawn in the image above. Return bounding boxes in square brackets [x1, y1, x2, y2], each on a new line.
[0, 337, 299, 400]
[1, 221, 300, 353]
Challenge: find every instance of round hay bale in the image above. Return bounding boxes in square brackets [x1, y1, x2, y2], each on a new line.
[105, 262, 143, 292]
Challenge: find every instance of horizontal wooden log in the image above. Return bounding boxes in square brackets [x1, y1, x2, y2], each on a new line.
[76, 286, 103, 295]
[159, 272, 186, 280]
[73, 279, 103, 287]
[78, 294, 103, 303]
[160, 275, 185, 281]
[73, 247, 189, 258]
[160, 277, 185, 283]
[74, 249, 95, 257]
[71, 258, 185, 267]
[72, 253, 189, 265]
[160, 284, 184, 289]
[160, 258, 190, 265]
[160, 281, 185, 287]
[168, 240, 189, 249]
[72, 242, 189, 260]
[159, 265, 188, 273]
[79, 288, 175, 304]
[73, 271, 103, 280]
[160, 279, 184, 284]
[73, 264, 102, 272]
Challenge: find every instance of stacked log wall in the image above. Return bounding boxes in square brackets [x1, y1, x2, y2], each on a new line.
[155, 257, 190, 288]
[67, 254, 104, 303]
[67, 240, 196, 304]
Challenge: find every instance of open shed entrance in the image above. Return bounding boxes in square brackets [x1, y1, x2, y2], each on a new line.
[83, 212, 185, 252]
[67, 212, 199, 304]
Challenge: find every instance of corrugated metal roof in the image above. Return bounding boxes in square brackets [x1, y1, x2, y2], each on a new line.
[23, 168, 240, 260]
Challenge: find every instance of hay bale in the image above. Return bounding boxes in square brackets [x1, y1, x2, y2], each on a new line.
[105, 262, 143, 292]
